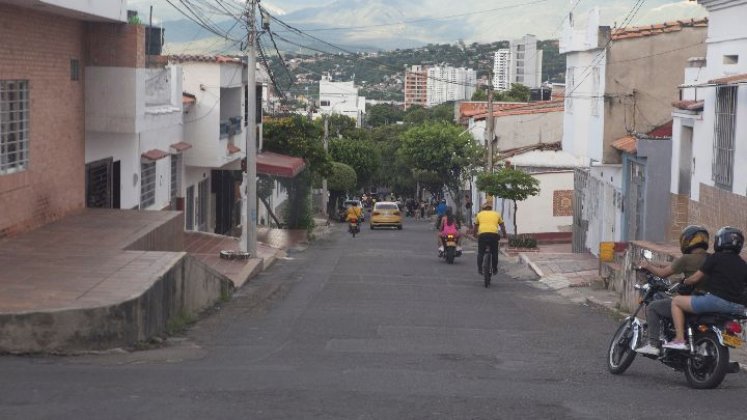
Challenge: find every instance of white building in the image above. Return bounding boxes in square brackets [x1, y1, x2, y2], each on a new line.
[317, 75, 366, 126]
[492, 49, 512, 91]
[426, 66, 477, 107]
[493, 35, 543, 90]
[86, 63, 184, 212]
[669, 0, 747, 237]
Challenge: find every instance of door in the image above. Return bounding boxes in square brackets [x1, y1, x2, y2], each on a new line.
[113, 161, 121, 209]
[186, 185, 195, 230]
[679, 126, 693, 196]
[572, 168, 589, 253]
[197, 178, 209, 232]
[626, 160, 646, 241]
[85, 158, 113, 208]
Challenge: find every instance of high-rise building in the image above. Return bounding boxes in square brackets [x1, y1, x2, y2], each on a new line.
[493, 49, 512, 91]
[492, 34, 543, 90]
[404, 65, 428, 110]
[425, 66, 477, 107]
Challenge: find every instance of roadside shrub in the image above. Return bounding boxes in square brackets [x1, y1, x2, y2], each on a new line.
[509, 234, 538, 249]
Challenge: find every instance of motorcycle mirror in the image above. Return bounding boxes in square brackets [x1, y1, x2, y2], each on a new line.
[641, 250, 653, 260]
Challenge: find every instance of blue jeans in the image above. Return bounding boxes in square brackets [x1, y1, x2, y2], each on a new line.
[690, 293, 745, 315]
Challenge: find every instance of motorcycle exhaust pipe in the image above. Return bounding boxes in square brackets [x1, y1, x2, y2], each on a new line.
[728, 362, 742, 374]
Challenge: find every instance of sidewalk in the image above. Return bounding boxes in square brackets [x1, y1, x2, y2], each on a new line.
[516, 245, 747, 369]
[0, 210, 327, 354]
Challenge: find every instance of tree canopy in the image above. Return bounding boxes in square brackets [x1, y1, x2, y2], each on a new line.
[329, 137, 381, 189]
[476, 167, 540, 235]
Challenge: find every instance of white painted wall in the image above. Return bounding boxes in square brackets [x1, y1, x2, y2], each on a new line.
[497, 171, 575, 234]
[495, 111, 563, 151]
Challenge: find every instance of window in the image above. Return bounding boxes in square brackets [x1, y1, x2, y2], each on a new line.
[712, 86, 737, 188]
[320, 100, 330, 107]
[1, 80, 29, 175]
[70, 59, 80, 81]
[170, 154, 179, 201]
[140, 161, 156, 208]
[723, 55, 739, 65]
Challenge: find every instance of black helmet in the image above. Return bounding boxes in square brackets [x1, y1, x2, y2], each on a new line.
[714, 226, 744, 253]
[679, 225, 709, 254]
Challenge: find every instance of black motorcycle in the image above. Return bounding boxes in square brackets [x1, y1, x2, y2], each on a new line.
[607, 252, 745, 389]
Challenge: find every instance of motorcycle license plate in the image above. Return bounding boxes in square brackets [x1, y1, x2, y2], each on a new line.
[722, 334, 742, 348]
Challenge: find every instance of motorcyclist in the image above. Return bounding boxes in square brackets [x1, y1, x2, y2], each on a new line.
[634, 225, 709, 356]
[345, 201, 363, 229]
[664, 226, 747, 350]
[437, 207, 462, 254]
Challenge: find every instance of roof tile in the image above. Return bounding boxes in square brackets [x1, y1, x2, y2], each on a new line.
[611, 18, 708, 41]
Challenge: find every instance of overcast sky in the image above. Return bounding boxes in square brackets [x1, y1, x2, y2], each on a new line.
[128, 0, 706, 43]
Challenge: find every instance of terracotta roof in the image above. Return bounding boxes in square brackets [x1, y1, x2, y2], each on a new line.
[709, 73, 747, 85]
[169, 55, 243, 64]
[460, 102, 527, 119]
[611, 136, 637, 154]
[257, 152, 306, 178]
[611, 18, 708, 40]
[227, 144, 241, 155]
[672, 100, 704, 111]
[472, 100, 565, 120]
[500, 142, 562, 159]
[141, 149, 169, 161]
[170, 142, 192, 152]
[647, 120, 673, 138]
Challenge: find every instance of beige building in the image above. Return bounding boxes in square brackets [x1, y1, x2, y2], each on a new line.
[403, 65, 427, 110]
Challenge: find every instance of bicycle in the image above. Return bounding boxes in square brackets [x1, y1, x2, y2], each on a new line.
[481, 238, 499, 288]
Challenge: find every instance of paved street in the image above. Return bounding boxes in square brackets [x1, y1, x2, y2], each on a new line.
[1, 219, 747, 419]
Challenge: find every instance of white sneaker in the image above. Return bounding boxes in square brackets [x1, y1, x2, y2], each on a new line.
[662, 340, 688, 351]
[635, 344, 660, 356]
[438, 246, 444, 252]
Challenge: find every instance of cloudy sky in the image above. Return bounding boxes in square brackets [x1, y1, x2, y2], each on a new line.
[128, 0, 707, 44]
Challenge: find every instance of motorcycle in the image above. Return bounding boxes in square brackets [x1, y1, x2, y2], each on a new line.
[438, 233, 462, 264]
[607, 250, 745, 389]
[348, 218, 360, 238]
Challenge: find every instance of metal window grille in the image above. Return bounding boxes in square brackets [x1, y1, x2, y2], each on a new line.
[140, 161, 156, 208]
[170, 154, 179, 201]
[0, 80, 29, 175]
[712, 86, 737, 188]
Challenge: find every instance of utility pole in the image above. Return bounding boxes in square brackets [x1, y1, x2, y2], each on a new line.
[486, 74, 495, 173]
[321, 116, 329, 217]
[241, 0, 258, 256]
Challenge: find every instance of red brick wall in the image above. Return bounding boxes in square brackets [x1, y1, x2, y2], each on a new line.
[87, 23, 145, 68]
[669, 184, 747, 244]
[0, 5, 88, 237]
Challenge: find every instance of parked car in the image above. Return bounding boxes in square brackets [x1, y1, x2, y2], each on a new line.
[370, 201, 402, 230]
[338, 199, 364, 222]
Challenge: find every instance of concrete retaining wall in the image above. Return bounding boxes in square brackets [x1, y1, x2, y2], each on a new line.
[0, 254, 233, 354]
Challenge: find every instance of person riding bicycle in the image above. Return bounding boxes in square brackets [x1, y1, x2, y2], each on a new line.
[664, 226, 747, 351]
[473, 201, 507, 276]
[345, 201, 363, 226]
[634, 225, 709, 356]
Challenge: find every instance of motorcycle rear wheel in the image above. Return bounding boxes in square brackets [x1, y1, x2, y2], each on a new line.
[684, 334, 729, 389]
[446, 247, 455, 264]
[608, 320, 637, 374]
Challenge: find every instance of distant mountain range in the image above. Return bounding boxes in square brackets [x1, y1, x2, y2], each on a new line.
[131, 0, 707, 54]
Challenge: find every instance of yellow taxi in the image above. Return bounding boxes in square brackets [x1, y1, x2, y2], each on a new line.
[370, 201, 402, 230]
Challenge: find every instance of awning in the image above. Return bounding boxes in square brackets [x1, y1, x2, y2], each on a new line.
[141, 149, 169, 161]
[709, 73, 747, 85]
[170, 141, 192, 152]
[611, 136, 637, 154]
[227, 144, 241, 155]
[672, 100, 704, 112]
[257, 151, 306, 178]
[183, 93, 196, 105]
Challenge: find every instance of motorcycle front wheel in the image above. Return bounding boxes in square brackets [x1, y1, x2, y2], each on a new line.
[684, 334, 729, 389]
[607, 320, 637, 374]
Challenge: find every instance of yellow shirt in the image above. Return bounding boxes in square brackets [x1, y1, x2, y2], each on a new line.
[346, 206, 362, 221]
[475, 210, 503, 235]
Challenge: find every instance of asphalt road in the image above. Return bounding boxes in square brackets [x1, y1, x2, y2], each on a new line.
[2, 218, 747, 419]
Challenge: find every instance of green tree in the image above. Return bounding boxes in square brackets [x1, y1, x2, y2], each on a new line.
[496, 83, 531, 102]
[476, 167, 540, 235]
[471, 89, 487, 101]
[398, 122, 482, 217]
[329, 138, 381, 189]
[367, 103, 405, 127]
